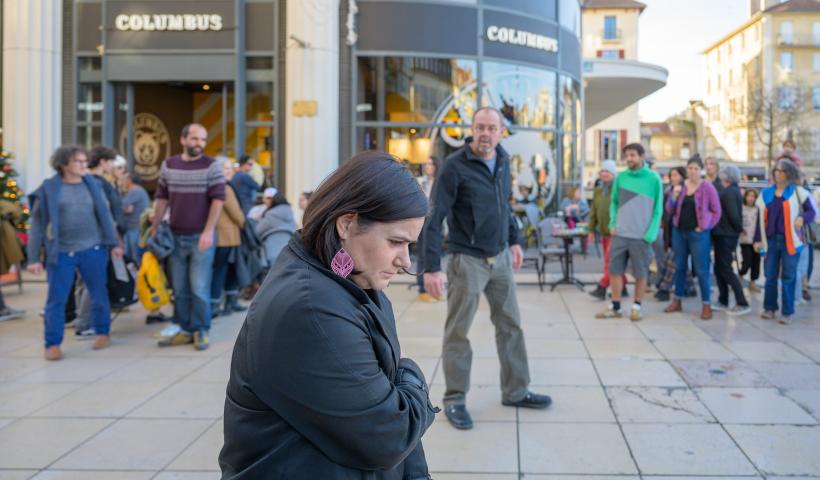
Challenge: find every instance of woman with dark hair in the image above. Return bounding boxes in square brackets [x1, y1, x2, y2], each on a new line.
[654, 166, 692, 301]
[220, 151, 438, 479]
[416, 155, 440, 302]
[255, 188, 297, 267]
[664, 156, 722, 320]
[739, 188, 762, 292]
[754, 158, 816, 324]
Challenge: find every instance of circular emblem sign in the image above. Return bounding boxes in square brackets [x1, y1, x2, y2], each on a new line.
[119, 113, 171, 182]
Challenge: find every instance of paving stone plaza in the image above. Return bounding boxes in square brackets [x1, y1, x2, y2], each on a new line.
[1, 274, 818, 479]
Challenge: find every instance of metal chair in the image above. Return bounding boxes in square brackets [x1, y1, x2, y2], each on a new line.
[536, 217, 568, 291]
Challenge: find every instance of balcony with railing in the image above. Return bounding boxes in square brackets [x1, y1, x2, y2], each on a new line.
[601, 28, 623, 43]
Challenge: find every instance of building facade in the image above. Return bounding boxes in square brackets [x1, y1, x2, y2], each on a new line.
[702, 0, 820, 170]
[580, 0, 667, 188]
[2, 0, 588, 211]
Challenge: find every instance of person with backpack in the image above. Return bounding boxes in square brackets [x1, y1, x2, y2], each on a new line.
[711, 165, 749, 315]
[26, 145, 122, 360]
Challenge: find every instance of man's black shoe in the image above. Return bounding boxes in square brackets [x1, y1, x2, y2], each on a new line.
[444, 404, 474, 430]
[654, 290, 670, 302]
[502, 392, 552, 410]
[588, 285, 606, 300]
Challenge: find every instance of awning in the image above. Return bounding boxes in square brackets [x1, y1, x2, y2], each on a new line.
[583, 58, 668, 126]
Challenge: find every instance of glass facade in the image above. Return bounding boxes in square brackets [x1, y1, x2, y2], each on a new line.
[353, 1, 582, 213]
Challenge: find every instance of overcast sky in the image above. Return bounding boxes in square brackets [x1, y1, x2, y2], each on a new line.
[637, 0, 749, 122]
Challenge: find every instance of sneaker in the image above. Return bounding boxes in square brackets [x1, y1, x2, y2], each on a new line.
[778, 315, 793, 325]
[0, 307, 25, 322]
[145, 312, 170, 324]
[193, 331, 210, 351]
[75, 328, 97, 340]
[711, 303, 729, 312]
[727, 305, 751, 316]
[155, 323, 181, 339]
[748, 283, 762, 293]
[417, 293, 440, 303]
[158, 331, 193, 347]
[629, 306, 642, 322]
[795, 297, 807, 306]
[595, 306, 623, 319]
[761, 310, 777, 320]
[588, 285, 607, 300]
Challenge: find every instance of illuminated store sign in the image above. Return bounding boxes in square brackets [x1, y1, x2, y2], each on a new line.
[486, 25, 558, 53]
[114, 14, 224, 31]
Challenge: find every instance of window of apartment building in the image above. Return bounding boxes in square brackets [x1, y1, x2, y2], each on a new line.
[729, 70, 733, 85]
[780, 21, 793, 43]
[781, 51, 793, 71]
[814, 22, 820, 45]
[742, 31, 746, 49]
[779, 86, 796, 110]
[814, 52, 820, 72]
[663, 143, 672, 159]
[707, 79, 711, 95]
[814, 86, 820, 110]
[604, 16, 617, 39]
[598, 50, 621, 59]
[717, 74, 721, 89]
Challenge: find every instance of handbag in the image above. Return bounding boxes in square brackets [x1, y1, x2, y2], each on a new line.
[796, 189, 818, 244]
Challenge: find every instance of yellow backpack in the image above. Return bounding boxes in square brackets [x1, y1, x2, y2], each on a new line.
[137, 251, 170, 311]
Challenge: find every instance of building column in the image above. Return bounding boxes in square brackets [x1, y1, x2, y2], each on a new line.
[2, 0, 62, 194]
[285, 0, 340, 206]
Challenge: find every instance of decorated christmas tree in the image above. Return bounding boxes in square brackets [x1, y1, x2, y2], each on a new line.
[0, 149, 30, 231]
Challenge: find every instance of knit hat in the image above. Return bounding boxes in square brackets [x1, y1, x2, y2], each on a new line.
[263, 187, 278, 198]
[600, 160, 617, 176]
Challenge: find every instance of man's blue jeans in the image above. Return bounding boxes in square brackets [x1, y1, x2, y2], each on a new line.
[169, 233, 216, 334]
[672, 227, 712, 303]
[764, 234, 799, 316]
[44, 246, 110, 347]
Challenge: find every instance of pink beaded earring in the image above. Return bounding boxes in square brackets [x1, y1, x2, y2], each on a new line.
[331, 248, 354, 278]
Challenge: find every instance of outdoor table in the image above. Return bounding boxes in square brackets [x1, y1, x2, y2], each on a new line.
[548, 227, 592, 291]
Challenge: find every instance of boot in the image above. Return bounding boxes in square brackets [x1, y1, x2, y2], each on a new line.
[225, 294, 248, 314]
[588, 285, 606, 300]
[700, 304, 713, 320]
[664, 298, 682, 313]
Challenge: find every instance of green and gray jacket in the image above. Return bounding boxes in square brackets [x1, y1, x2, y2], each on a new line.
[608, 165, 663, 244]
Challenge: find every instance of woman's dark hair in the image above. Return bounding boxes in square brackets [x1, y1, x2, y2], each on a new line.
[427, 155, 442, 175]
[670, 166, 687, 182]
[264, 191, 290, 216]
[687, 155, 704, 169]
[50, 144, 87, 174]
[301, 151, 429, 267]
[88, 145, 118, 169]
[744, 188, 759, 205]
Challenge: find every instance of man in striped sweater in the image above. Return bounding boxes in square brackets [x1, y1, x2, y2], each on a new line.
[151, 123, 225, 350]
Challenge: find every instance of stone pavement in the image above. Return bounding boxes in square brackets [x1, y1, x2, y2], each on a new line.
[1, 276, 819, 479]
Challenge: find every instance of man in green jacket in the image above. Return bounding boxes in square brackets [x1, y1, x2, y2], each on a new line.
[596, 144, 663, 321]
[588, 160, 628, 300]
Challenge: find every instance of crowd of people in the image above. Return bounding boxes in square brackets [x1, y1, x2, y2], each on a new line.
[585, 141, 817, 325]
[21, 123, 300, 360]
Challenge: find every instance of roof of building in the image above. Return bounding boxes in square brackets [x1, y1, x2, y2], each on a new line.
[703, 0, 820, 53]
[582, 0, 647, 12]
[764, 0, 820, 13]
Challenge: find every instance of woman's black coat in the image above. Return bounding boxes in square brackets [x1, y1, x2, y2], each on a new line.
[219, 235, 437, 479]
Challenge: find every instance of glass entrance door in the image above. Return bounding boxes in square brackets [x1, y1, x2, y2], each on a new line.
[114, 82, 234, 191]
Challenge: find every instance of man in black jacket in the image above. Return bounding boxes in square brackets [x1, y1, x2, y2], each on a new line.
[423, 107, 551, 430]
[712, 165, 749, 315]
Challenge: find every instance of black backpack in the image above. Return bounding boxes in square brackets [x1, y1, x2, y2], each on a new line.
[108, 255, 139, 310]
